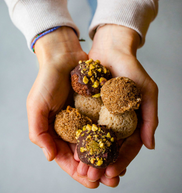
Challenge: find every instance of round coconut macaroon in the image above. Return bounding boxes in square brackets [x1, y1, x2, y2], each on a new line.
[74, 93, 103, 123]
[54, 106, 92, 143]
[71, 59, 112, 97]
[98, 106, 138, 139]
[101, 77, 142, 114]
[76, 124, 119, 169]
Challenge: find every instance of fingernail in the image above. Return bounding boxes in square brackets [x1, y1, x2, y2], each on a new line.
[42, 148, 49, 160]
[88, 178, 97, 182]
[77, 173, 86, 178]
[105, 174, 112, 179]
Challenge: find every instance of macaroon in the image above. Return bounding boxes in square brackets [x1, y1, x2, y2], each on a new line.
[74, 93, 103, 123]
[76, 124, 119, 168]
[71, 59, 111, 97]
[101, 77, 142, 114]
[54, 106, 92, 143]
[98, 106, 138, 139]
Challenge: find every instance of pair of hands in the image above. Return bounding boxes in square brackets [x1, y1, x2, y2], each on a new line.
[27, 25, 158, 188]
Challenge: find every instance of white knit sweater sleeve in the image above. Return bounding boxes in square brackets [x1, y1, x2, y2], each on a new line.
[4, 0, 79, 48]
[89, 0, 158, 47]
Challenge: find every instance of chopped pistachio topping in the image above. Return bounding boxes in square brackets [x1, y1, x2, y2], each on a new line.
[97, 68, 102, 72]
[103, 67, 107, 74]
[82, 125, 87, 131]
[88, 70, 92, 76]
[86, 135, 91, 141]
[80, 147, 87, 153]
[95, 60, 100, 64]
[96, 159, 103, 166]
[92, 93, 101, 98]
[88, 59, 93, 63]
[111, 137, 115, 142]
[89, 148, 93, 155]
[90, 64, 95, 70]
[92, 124, 98, 131]
[83, 76, 89, 84]
[106, 132, 111, 138]
[92, 80, 99, 88]
[90, 157, 95, 164]
[86, 124, 92, 131]
[99, 142, 104, 148]
[90, 76, 95, 83]
[100, 77, 107, 83]
[85, 59, 93, 64]
[76, 130, 82, 139]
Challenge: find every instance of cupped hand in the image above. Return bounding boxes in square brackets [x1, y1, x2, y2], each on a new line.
[75, 25, 158, 187]
[26, 27, 101, 188]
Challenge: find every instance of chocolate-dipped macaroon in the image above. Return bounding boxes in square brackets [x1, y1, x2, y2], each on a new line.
[76, 124, 119, 168]
[71, 59, 111, 97]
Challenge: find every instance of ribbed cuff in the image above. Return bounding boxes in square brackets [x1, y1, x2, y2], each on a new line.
[89, 0, 158, 47]
[9, 0, 79, 50]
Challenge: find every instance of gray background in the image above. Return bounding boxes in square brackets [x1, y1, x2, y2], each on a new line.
[0, 0, 182, 192]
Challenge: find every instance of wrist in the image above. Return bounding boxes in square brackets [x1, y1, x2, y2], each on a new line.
[92, 24, 140, 56]
[34, 27, 83, 70]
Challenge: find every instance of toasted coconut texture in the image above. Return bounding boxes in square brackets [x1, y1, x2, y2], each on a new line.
[98, 106, 138, 139]
[74, 93, 103, 123]
[71, 59, 112, 96]
[54, 106, 92, 143]
[76, 124, 119, 169]
[101, 77, 142, 114]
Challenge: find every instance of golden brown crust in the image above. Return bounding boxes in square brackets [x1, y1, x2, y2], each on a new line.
[101, 77, 142, 114]
[54, 106, 92, 143]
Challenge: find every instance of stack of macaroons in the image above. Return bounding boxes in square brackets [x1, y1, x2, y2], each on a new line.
[99, 77, 142, 139]
[54, 59, 142, 168]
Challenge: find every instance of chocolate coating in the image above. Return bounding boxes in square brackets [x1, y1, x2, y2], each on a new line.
[71, 59, 112, 96]
[76, 124, 119, 168]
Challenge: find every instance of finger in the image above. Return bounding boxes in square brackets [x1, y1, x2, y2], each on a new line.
[27, 100, 57, 161]
[87, 167, 105, 182]
[77, 161, 89, 177]
[140, 81, 159, 149]
[69, 143, 76, 154]
[119, 168, 127, 176]
[105, 129, 142, 178]
[100, 175, 120, 188]
[74, 145, 80, 161]
[55, 139, 99, 189]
